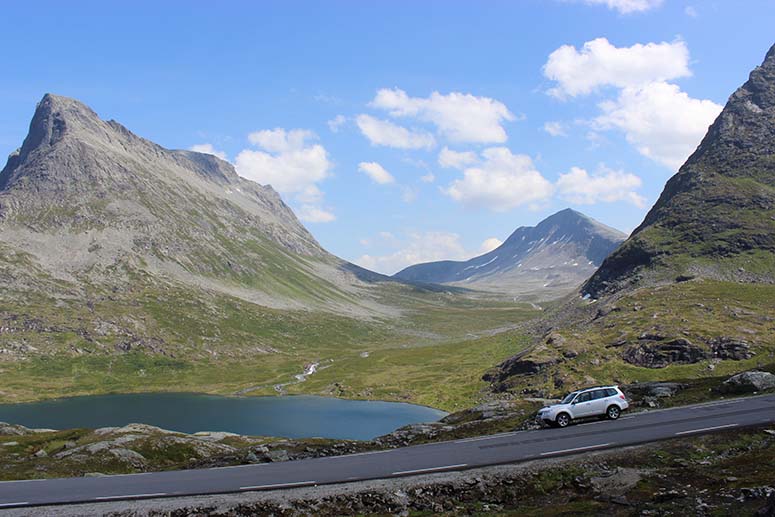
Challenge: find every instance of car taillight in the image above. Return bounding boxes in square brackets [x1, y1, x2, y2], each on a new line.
[619, 394, 626, 400]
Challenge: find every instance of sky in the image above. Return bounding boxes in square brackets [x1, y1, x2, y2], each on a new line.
[1, 0, 774, 275]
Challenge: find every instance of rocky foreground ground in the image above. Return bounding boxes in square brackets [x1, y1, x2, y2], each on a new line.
[4, 427, 774, 517]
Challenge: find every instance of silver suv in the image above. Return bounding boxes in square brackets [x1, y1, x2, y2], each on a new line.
[536, 386, 629, 428]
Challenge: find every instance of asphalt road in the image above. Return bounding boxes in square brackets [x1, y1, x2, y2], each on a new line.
[1, 394, 773, 509]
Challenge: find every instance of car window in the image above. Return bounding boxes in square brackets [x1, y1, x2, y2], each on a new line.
[606, 388, 617, 397]
[561, 392, 578, 404]
[576, 391, 592, 403]
[591, 390, 606, 400]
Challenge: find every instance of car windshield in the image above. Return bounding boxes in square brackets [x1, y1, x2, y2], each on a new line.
[561, 392, 578, 404]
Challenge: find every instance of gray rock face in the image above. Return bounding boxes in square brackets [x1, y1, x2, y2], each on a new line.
[710, 337, 755, 360]
[584, 43, 775, 297]
[621, 339, 707, 368]
[393, 209, 625, 299]
[721, 370, 775, 393]
[0, 94, 392, 316]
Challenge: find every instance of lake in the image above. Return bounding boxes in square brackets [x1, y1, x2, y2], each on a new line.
[0, 393, 447, 441]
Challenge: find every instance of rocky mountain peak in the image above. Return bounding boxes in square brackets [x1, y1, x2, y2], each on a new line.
[584, 43, 775, 297]
[394, 209, 625, 299]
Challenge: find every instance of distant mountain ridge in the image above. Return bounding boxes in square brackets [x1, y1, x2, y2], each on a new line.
[394, 209, 626, 299]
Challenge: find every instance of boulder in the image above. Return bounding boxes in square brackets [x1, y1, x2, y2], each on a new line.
[625, 382, 687, 399]
[483, 357, 559, 382]
[720, 371, 775, 393]
[622, 339, 707, 368]
[710, 337, 755, 360]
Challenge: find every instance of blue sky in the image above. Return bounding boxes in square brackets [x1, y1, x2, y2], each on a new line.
[1, 1, 774, 274]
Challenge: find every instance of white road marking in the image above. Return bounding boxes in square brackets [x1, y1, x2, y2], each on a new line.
[540, 443, 612, 456]
[340, 449, 392, 457]
[455, 432, 518, 443]
[210, 463, 262, 470]
[393, 464, 468, 475]
[675, 423, 738, 435]
[95, 493, 167, 500]
[0, 502, 29, 508]
[240, 481, 316, 490]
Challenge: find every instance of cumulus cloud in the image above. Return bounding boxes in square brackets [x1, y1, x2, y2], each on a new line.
[544, 38, 690, 98]
[297, 205, 336, 223]
[358, 161, 396, 185]
[581, 0, 663, 14]
[438, 147, 478, 169]
[594, 81, 722, 169]
[235, 128, 335, 223]
[371, 88, 515, 144]
[543, 121, 567, 137]
[479, 237, 503, 254]
[355, 231, 470, 275]
[327, 115, 347, 132]
[443, 147, 554, 211]
[556, 165, 646, 207]
[189, 143, 228, 161]
[544, 38, 722, 169]
[356, 114, 435, 149]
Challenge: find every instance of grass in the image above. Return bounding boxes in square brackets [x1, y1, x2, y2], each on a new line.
[0, 267, 540, 411]
[497, 279, 775, 396]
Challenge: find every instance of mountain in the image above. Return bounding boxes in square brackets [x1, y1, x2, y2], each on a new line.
[393, 209, 626, 299]
[0, 94, 387, 315]
[484, 43, 775, 396]
[584, 43, 775, 298]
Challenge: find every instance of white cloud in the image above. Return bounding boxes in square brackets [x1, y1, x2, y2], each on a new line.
[420, 172, 436, 183]
[327, 115, 347, 132]
[544, 38, 690, 98]
[685, 5, 698, 17]
[189, 143, 227, 161]
[371, 88, 515, 144]
[401, 186, 418, 203]
[358, 161, 395, 185]
[355, 232, 470, 275]
[235, 128, 331, 194]
[297, 205, 336, 223]
[594, 81, 722, 169]
[543, 121, 567, 137]
[581, 0, 663, 14]
[556, 165, 646, 207]
[443, 147, 554, 211]
[247, 128, 315, 153]
[235, 128, 335, 222]
[356, 114, 435, 150]
[479, 237, 503, 254]
[438, 147, 478, 169]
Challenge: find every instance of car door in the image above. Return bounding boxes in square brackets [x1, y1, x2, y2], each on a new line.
[588, 389, 608, 416]
[571, 391, 594, 417]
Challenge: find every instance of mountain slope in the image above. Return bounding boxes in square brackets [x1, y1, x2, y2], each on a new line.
[394, 209, 625, 299]
[0, 94, 540, 405]
[484, 43, 775, 396]
[584, 44, 775, 298]
[0, 94, 384, 314]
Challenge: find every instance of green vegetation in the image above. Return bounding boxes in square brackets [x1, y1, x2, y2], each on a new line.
[496, 279, 775, 396]
[0, 267, 538, 410]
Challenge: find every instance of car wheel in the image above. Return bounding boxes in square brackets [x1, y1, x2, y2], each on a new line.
[606, 405, 621, 420]
[555, 412, 571, 428]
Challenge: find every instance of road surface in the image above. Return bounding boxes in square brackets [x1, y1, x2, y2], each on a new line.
[1, 394, 773, 509]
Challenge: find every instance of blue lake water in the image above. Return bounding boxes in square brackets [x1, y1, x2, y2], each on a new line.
[0, 393, 447, 441]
